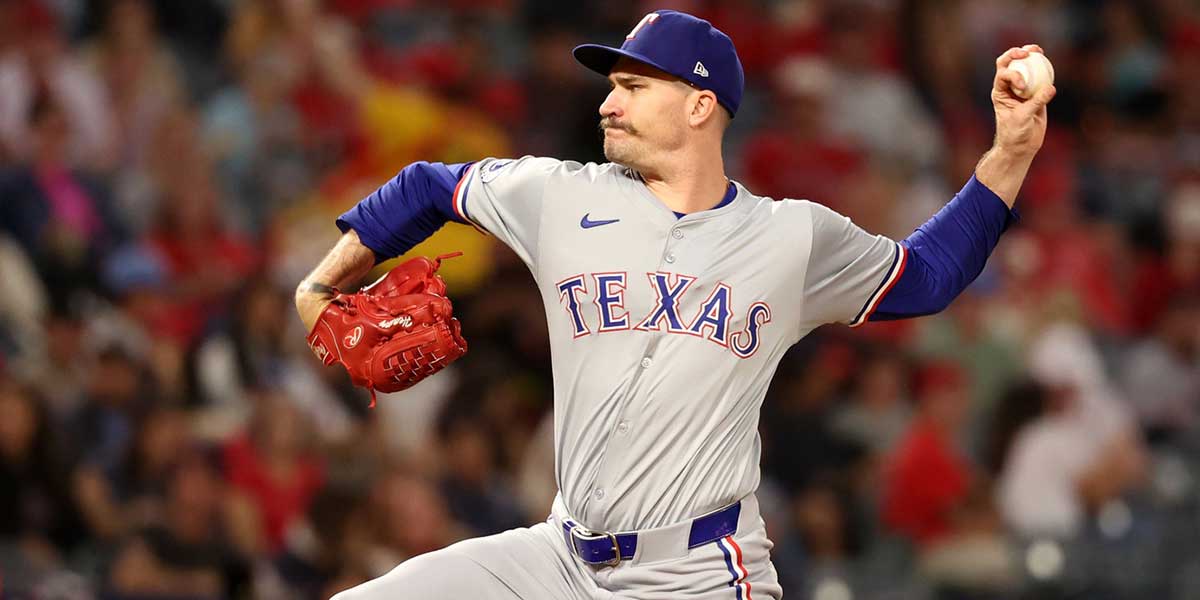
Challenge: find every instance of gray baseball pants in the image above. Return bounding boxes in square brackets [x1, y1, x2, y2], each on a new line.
[330, 494, 782, 599]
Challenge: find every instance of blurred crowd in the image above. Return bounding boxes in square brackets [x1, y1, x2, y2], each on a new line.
[1, 0, 1199, 598]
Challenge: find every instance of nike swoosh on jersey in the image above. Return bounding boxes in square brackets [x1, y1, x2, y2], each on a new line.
[580, 214, 620, 229]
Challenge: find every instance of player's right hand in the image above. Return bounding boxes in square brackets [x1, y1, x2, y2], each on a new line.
[991, 44, 1056, 159]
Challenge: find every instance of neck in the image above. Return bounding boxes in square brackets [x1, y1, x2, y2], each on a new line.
[637, 146, 729, 214]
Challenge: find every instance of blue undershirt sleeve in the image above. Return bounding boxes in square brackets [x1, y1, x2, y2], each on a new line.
[870, 175, 1018, 321]
[335, 161, 473, 264]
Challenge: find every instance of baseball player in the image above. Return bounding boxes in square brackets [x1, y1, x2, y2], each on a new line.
[295, 10, 1055, 600]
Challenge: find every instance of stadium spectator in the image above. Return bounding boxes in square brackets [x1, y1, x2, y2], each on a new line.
[0, 90, 119, 299]
[364, 467, 466, 574]
[0, 378, 83, 557]
[223, 393, 325, 554]
[106, 450, 251, 597]
[997, 322, 1146, 538]
[0, 0, 116, 170]
[881, 362, 972, 548]
[831, 352, 913, 458]
[1120, 294, 1200, 442]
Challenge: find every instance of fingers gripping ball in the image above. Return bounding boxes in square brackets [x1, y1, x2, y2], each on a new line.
[1009, 51, 1055, 99]
[306, 253, 468, 406]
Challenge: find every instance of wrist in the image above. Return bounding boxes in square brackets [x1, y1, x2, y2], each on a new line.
[974, 145, 1037, 208]
[295, 281, 336, 332]
[991, 142, 1038, 163]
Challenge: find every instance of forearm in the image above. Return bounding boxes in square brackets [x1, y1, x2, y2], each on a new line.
[299, 161, 472, 330]
[295, 229, 376, 331]
[864, 44, 1049, 321]
[973, 145, 1037, 208]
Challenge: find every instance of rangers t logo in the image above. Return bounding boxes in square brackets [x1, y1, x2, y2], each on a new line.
[625, 12, 659, 39]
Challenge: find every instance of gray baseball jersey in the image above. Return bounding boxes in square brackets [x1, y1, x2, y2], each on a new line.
[451, 156, 903, 532]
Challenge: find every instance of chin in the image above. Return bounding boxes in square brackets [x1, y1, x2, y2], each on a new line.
[603, 142, 640, 168]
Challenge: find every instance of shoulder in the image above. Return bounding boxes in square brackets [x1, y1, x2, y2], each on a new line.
[551, 160, 639, 183]
[773, 198, 863, 240]
[495, 159, 647, 188]
[475, 156, 589, 180]
[736, 188, 830, 225]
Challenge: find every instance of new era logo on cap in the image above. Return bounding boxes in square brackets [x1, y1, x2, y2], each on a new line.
[693, 61, 709, 77]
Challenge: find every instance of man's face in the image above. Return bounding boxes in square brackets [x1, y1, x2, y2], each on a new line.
[599, 57, 694, 168]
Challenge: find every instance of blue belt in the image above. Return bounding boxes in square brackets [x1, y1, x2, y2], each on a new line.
[561, 501, 742, 566]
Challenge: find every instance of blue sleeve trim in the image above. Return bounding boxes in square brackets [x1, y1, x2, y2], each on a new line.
[870, 175, 1017, 321]
[335, 161, 472, 264]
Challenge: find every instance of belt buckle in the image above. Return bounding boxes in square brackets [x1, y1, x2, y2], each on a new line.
[569, 524, 622, 567]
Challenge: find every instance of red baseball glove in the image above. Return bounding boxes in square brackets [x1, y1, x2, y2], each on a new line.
[306, 253, 467, 406]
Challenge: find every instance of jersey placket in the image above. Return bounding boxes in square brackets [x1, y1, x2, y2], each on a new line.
[583, 219, 697, 527]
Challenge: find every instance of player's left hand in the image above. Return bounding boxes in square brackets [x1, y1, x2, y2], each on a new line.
[991, 44, 1056, 158]
[305, 253, 468, 407]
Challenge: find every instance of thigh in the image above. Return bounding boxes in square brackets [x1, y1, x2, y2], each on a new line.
[331, 521, 591, 600]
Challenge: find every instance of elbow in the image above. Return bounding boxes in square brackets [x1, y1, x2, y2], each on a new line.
[907, 249, 971, 315]
[922, 278, 964, 315]
[927, 295, 955, 316]
[294, 282, 313, 327]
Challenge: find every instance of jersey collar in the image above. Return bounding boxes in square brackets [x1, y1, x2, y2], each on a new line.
[622, 167, 745, 226]
[672, 182, 736, 219]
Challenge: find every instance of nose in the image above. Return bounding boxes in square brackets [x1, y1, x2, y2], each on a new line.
[599, 89, 623, 119]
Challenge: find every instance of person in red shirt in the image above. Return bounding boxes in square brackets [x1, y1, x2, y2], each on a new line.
[145, 160, 257, 344]
[740, 56, 865, 209]
[880, 361, 972, 547]
[223, 392, 324, 553]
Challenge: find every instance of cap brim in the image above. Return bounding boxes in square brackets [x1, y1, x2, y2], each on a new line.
[572, 44, 676, 80]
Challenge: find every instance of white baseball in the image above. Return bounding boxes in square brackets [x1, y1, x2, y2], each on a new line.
[1008, 51, 1055, 99]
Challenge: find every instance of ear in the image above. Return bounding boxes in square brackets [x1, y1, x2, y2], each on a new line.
[687, 90, 720, 128]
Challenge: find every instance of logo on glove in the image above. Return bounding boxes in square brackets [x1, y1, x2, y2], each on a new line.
[304, 253, 468, 408]
[379, 315, 414, 329]
[344, 326, 364, 349]
[309, 337, 331, 363]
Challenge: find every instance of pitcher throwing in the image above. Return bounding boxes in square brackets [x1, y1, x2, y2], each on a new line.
[295, 9, 1056, 599]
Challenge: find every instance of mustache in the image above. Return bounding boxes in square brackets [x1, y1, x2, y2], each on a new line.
[599, 118, 637, 136]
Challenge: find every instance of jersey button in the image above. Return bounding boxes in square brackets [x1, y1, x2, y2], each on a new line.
[593, 488, 606, 501]
[641, 357, 652, 368]
[672, 229, 683, 239]
[617, 421, 630, 435]
[665, 253, 676, 263]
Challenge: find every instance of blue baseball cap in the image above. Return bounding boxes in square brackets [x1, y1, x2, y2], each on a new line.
[573, 10, 745, 117]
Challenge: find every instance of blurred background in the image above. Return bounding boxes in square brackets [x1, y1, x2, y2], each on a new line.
[1, 0, 1199, 598]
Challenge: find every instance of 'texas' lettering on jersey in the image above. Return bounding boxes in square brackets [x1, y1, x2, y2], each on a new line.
[555, 272, 773, 358]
